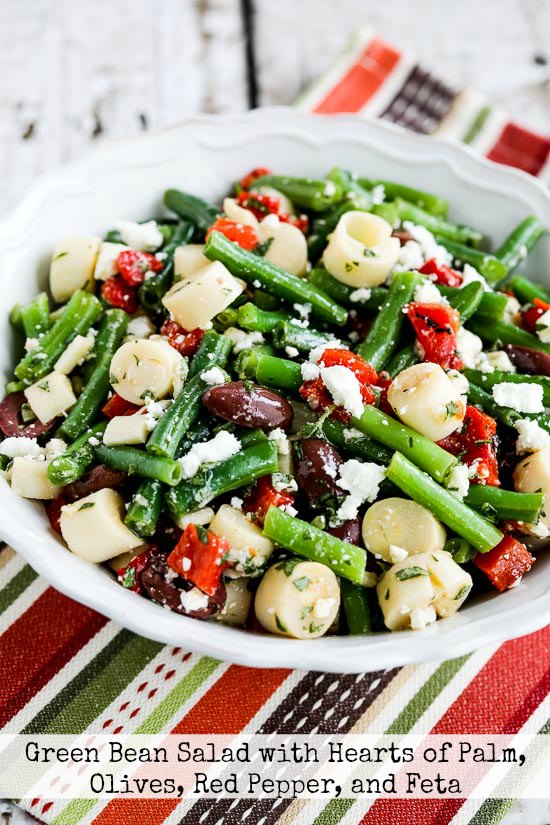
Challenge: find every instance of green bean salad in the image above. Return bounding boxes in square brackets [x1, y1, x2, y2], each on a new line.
[2, 167, 549, 639]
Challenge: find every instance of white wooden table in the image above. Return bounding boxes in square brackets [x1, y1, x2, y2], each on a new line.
[0, 1, 549, 822]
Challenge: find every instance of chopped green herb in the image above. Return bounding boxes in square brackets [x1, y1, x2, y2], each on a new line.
[275, 614, 288, 633]
[293, 576, 311, 591]
[395, 566, 429, 581]
[78, 501, 95, 511]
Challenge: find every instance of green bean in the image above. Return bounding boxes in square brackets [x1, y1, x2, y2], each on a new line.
[436, 238, 507, 284]
[326, 167, 373, 209]
[467, 381, 550, 433]
[204, 231, 348, 326]
[147, 370, 227, 458]
[359, 178, 448, 218]
[47, 423, 107, 485]
[507, 275, 550, 305]
[341, 579, 372, 634]
[234, 345, 276, 380]
[175, 419, 212, 459]
[272, 321, 335, 354]
[58, 309, 128, 441]
[164, 189, 220, 233]
[254, 290, 281, 311]
[5, 380, 26, 395]
[307, 267, 388, 311]
[139, 220, 195, 312]
[262, 506, 366, 584]
[321, 417, 393, 465]
[104, 229, 123, 243]
[307, 202, 361, 261]
[215, 308, 239, 331]
[254, 354, 302, 393]
[467, 316, 550, 355]
[385, 344, 418, 377]
[250, 175, 343, 212]
[495, 217, 545, 272]
[165, 441, 278, 518]
[357, 271, 422, 369]
[352, 405, 457, 483]
[19, 293, 51, 339]
[386, 452, 502, 553]
[15, 291, 102, 384]
[236, 303, 291, 333]
[94, 443, 181, 486]
[439, 282, 484, 321]
[189, 329, 232, 378]
[444, 537, 476, 564]
[464, 485, 543, 525]
[394, 198, 482, 247]
[464, 369, 550, 406]
[124, 479, 163, 537]
[474, 291, 509, 321]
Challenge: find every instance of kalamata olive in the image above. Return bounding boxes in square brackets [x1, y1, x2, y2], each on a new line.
[64, 464, 126, 502]
[293, 438, 343, 503]
[0, 391, 56, 439]
[503, 345, 550, 377]
[140, 553, 226, 618]
[202, 381, 293, 430]
[326, 518, 362, 545]
[392, 229, 414, 245]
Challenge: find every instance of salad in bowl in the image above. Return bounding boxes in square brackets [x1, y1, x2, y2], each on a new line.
[1, 165, 548, 642]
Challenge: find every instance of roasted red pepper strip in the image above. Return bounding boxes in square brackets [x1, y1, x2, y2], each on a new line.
[242, 476, 295, 525]
[236, 191, 309, 234]
[102, 393, 141, 419]
[438, 405, 499, 486]
[45, 494, 67, 534]
[407, 302, 463, 370]
[161, 319, 205, 357]
[473, 535, 534, 591]
[206, 218, 259, 251]
[167, 524, 229, 596]
[116, 250, 163, 287]
[299, 348, 377, 424]
[419, 258, 463, 288]
[239, 167, 272, 190]
[101, 276, 138, 314]
[520, 298, 550, 334]
[117, 547, 156, 594]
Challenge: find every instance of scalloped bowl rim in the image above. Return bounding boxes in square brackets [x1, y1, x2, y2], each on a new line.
[0, 107, 548, 674]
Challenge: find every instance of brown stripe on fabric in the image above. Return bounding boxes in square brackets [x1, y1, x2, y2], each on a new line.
[0, 546, 16, 571]
[380, 65, 457, 134]
[179, 667, 399, 825]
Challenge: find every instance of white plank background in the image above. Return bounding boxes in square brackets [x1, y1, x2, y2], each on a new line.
[0, 0, 549, 822]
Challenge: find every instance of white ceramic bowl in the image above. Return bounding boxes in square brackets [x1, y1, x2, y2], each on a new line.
[0, 108, 548, 674]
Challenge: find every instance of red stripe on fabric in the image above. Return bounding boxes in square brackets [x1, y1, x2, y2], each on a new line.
[486, 122, 550, 176]
[314, 37, 401, 114]
[361, 626, 550, 825]
[94, 665, 290, 825]
[0, 588, 107, 727]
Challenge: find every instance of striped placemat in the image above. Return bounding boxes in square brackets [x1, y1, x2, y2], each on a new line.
[2, 26, 549, 825]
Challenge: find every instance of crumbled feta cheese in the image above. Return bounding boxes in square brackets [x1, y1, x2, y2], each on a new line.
[0, 437, 44, 459]
[313, 597, 335, 619]
[320, 365, 364, 419]
[126, 315, 156, 339]
[281, 503, 298, 517]
[301, 361, 320, 382]
[349, 288, 372, 303]
[389, 544, 408, 563]
[460, 263, 492, 292]
[514, 418, 550, 453]
[88, 436, 101, 447]
[143, 398, 171, 432]
[536, 309, 550, 344]
[223, 327, 265, 354]
[446, 463, 470, 499]
[456, 327, 483, 368]
[525, 521, 550, 539]
[393, 240, 424, 272]
[293, 302, 311, 320]
[134, 493, 148, 507]
[180, 587, 210, 613]
[323, 181, 337, 197]
[402, 221, 452, 266]
[414, 279, 447, 305]
[230, 496, 243, 510]
[410, 605, 437, 630]
[485, 351, 515, 373]
[371, 184, 385, 205]
[173, 359, 189, 399]
[268, 427, 290, 455]
[492, 383, 544, 414]
[24, 337, 39, 352]
[179, 431, 242, 479]
[200, 367, 226, 386]
[45, 438, 67, 460]
[285, 346, 299, 358]
[503, 295, 521, 323]
[272, 472, 298, 492]
[115, 220, 163, 251]
[336, 459, 386, 520]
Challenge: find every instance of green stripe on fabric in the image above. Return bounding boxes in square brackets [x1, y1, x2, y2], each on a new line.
[0, 565, 38, 615]
[53, 656, 222, 825]
[462, 105, 492, 144]
[313, 655, 471, 825]
[22, 630, 161, 734]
